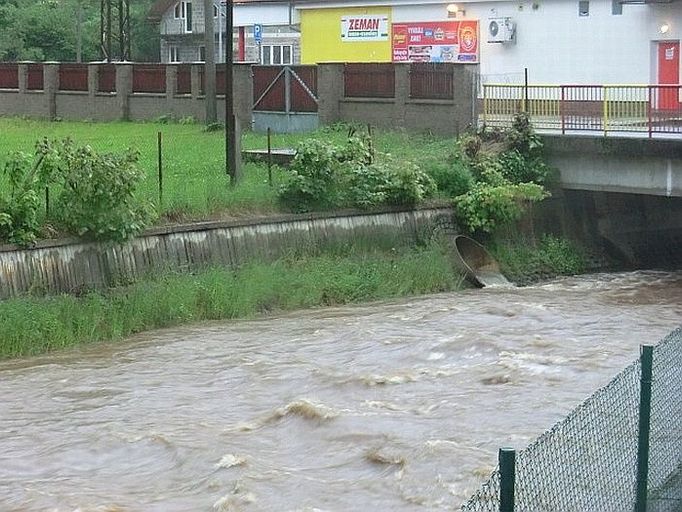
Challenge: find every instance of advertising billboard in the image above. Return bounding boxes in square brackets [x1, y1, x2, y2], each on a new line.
[392, 21, 479, 63]
[341, 15, 390, 42]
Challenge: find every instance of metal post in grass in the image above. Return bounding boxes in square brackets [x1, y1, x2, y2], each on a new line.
[45, 187, 50, 219]
[157, 131, 163, 209]
[635, 345, 654, 512]
[267, 127, 272, 186]
[499, 447, 516, 512]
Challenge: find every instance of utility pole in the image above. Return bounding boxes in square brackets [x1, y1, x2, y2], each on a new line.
[204, 0, 217, 123]
[225, 0, 240, 183]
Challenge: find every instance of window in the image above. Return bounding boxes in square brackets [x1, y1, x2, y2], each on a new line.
[578, 0, 589, 16]
[611, 0, 622, 15]
[173, 1, 192, 32]
[213, 5, 218, 17]
[199, 46, 206, 62]
[261, 45, 293, 65]
[169, 46, 180, 63]
[185, 2, 192, 32]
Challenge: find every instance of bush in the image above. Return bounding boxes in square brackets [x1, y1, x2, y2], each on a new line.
[51, 140, 154, 241]
[424, 159, 473, 198]
[279, 135, 434, 212]
[454, 181, 549, 234]
[0, 138, 154, 245]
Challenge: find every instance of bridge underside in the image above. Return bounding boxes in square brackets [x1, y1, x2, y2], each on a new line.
[544, 135, 682, 198]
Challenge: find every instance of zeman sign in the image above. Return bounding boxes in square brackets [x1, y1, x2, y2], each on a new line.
[392, 21, 479, 63]
[341, 15, 389, 42]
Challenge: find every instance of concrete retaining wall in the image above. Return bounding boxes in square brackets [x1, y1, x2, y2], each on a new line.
[0, 206, 454, 300]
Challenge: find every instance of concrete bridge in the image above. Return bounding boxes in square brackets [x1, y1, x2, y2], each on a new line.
[534, 135, 682, 268]
[543, 135, 682, 198]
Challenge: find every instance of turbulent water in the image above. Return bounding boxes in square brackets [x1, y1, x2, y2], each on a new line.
[0, 271, 680, 512]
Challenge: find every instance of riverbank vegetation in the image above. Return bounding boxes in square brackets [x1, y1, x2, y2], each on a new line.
[491, 235, 588, 285]
[0, 241, 463, 360]
[0, 114, 554, 245]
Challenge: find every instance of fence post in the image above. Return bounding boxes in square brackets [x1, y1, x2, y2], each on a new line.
[500, 447, 516, 512]
[635, 345, 654, 512]
[157, 131, 163, 209]
[523, 67, 528, 113]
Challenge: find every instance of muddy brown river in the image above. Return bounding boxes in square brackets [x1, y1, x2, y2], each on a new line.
[1, 271, 680, 511]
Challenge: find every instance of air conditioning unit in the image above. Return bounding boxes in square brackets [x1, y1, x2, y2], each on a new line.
[487, 17, 515, 43]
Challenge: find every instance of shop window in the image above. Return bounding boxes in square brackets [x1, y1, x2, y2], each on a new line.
[261, 45, 293, 65]
[578, 0, 590, 16]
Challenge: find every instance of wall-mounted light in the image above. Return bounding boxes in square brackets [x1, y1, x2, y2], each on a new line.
[659, 22, 670, 35]
[446, 3, 466, 18]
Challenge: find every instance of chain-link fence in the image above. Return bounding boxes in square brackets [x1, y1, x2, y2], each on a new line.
[462, 327, 682, 512]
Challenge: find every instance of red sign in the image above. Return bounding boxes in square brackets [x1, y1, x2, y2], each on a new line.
[392, 21, 479, 63]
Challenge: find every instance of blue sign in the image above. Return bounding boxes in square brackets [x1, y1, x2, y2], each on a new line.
[253, 24, 263, 44]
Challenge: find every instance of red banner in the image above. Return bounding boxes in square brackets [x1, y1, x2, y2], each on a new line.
[392, 21, 479, 63]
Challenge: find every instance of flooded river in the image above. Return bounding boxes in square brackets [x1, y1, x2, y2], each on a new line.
[1, 271, 680, 512]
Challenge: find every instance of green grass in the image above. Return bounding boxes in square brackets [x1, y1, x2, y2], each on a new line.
[491, 235, 588, 285]
[0, 241, 463, 359]
[0, 118, 459, 223]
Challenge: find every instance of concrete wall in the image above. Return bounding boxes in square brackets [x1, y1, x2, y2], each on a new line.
[0, 206, 454, 300]
[0, 61, 476, 135]
[0, 62, 254, 125]
[544, 135, 682, 198]
[321, 63, 477, 136]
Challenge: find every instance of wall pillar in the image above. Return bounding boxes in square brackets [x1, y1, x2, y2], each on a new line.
[87, 64, 99, 97]
[317, 63, 344, 126]
[17, 63, 28, 93]
[232, 63, 253, 129]
[394, 64, 410, 129]
[191, 63, 202, 100]
[166, 64, 178, 112]
[43, 62, 59, 121]
[115, 63, 133, 120]
[452, 64, 476, 135]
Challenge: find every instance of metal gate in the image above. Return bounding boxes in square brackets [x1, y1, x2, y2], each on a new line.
[252, 65, 318, 133]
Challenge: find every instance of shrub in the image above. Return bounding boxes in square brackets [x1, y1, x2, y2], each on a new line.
[0, 149, 53, 245]
[424, 159, 473, 198]
[49, 140, 154, 241]
[454, 181, 549, 234]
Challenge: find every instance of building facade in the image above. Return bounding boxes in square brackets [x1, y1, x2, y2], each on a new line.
[148, 0, 301, 64]
[293, 0, 680, 85]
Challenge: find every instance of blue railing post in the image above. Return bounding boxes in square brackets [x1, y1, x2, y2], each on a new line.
[635, 345, 654, 512]
[500, 447, 516, 512]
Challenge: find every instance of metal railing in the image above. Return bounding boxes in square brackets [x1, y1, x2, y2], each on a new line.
[482, 84, 682, 137]
[461, 327, 682, 511]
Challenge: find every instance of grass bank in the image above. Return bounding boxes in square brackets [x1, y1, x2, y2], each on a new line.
[0, 118, 454, 222]
[0, 241, 463, 360]
[491, 235, 589, 285]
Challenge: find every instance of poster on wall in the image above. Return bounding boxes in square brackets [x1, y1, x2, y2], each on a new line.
[341, 15, 390, 42]
[392, 21, 479, 63]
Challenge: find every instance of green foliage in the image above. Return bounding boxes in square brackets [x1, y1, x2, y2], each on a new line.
[278, 138, 344, 212]
[492, 235, 587, 284]
[454, 181, 549, 234]
[424, 159, 473, 198]
[278, 134, 434, 212]
[48, 139, 154, 241]
[0, 137, 154, 244]
[0, 149, 51, 245]
[0, 0, 158, 62]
